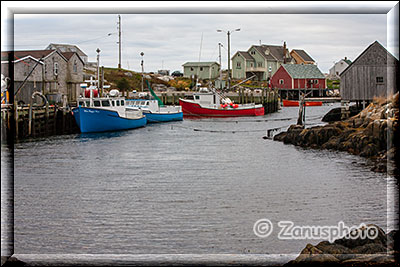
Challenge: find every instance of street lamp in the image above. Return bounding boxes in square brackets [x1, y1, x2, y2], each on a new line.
[140, 52, 144, 92]
[217, 28, 240, 91]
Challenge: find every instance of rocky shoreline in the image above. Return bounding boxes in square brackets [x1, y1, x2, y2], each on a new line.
[274, 93, 399, 174]
[285, 225, 398, 266]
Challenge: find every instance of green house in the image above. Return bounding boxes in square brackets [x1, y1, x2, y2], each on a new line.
[232, 43, 295, 81]
[182, 62, 220, 80]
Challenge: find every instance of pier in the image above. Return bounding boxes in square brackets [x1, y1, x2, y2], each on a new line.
[155, 88, 280, 114]
[1, 104, 79, 142]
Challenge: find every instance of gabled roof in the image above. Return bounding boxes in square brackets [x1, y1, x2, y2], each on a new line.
[182, 61, 220, 67]
[281, 64, 325, 79]
[235, 51, 254, 61]
[46, 43, 87, 57]
[340, 40, 399, 77]
[61, 51, 85, 64]
[252, 44, 289, 62]
[1, 49, 67, 62]
[291, 49, 315, 62]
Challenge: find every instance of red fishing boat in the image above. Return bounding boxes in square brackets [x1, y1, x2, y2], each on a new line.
[282, 99, 323, 107]
[179, 88, 264, 117]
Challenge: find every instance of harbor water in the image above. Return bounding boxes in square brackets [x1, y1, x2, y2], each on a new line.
[7, 104, 397, 259]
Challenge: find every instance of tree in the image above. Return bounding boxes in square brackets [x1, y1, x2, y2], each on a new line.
[117, 78, 130, 96]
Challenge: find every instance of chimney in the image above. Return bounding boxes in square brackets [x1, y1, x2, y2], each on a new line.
[283, 41, 287, 63]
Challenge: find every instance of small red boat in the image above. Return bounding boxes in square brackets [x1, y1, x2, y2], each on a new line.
[282, 99, 323, 107]
[179, 88, 264, 117]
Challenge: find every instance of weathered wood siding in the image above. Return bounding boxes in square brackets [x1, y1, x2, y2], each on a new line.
[340, 41, 398, 101]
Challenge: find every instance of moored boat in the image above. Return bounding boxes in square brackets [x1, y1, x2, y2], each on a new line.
[282, 99, 323, 107]
[126, 99, 183, 123]
[179, 88, 264, 117]
[72, 87, 146, 133]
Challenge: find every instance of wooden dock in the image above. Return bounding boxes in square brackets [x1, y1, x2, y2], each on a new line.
[1, 104, 79, 142]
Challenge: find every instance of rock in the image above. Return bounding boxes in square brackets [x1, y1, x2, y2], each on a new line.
[333, 224, 387, 250]
[350, 243, 387, 254]
[286, 224, 397, 266]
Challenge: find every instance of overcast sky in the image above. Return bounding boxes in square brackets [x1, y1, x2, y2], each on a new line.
[2, 2, 399, 74]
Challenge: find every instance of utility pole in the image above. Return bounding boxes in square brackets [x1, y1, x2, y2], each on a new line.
[140, 52, 144, 92]
[218, 42, 223, 90]
[217, 28, 240, 92]
[118, 15, 121, 69]
[227, 31, 231, 91]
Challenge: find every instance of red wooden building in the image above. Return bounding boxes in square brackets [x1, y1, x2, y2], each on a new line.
[271, 64, 326, 99]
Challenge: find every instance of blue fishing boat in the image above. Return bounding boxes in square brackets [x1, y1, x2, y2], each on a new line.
[72, 87, 146, 133]
[126, 99, 183, 123]
[125, 80, 183, 123]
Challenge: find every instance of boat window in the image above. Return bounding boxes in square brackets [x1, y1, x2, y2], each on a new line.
[85, 101, 90, 107]
[195, 95, 200, 100]
[78, 101, 84, 107]
[116, 100, 120, 106]
[121, 100, 125, 106]
[146, 101, 149, 105]
[111, 100, 115, 106]
[102, 100, 111, 107]
[93, 100, 101, 107]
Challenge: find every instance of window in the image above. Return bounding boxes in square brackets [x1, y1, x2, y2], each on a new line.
[190, 67, 194, 71]
[237, 62, 241, 68]
[200, 67, 203, 71]
[250, 63, 254, 67]
[376, 77, 384, 83]
[279, 79, 284, 85]
[54, 62, 59, 76]
[250, 50, 256, 55]
[121, 100, 125, 106]
[195, 95, 200, 100]
[85, 101, 90, 107]
[116, 100, 120, 106]
[73, 60, 78, 73]
[314, 80, 319, 84]
[93, 100, 101, 107]
[146, 101, 149, 105]
[78, 101, 84, 107]
[101, 100, 111, 107]
[257, 62, 262, 67]
[112, 100, 115, 106]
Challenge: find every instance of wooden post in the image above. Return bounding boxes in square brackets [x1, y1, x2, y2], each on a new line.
[45, 103, 49, 136]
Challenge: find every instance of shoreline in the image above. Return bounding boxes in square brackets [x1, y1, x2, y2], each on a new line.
[273, 93, 399, 174]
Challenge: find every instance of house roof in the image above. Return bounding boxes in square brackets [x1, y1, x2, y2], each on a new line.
[343, 58, 352, 65]
[46, 43, 87, 57]
[237, 51, 254, 61]
[61, 51, 85, 64]
[1, 50, 67, 62]
[281, 64, 325, 79]
[292, 49, 315, 62]
[340, 40, 399, 76]
[253, 44, 290, 62]
[182, 61, 220, 67]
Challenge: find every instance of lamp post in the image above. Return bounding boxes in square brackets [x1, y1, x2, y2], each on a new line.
[96, 48, 101, 89]
[217, 28, 240, 91]
[140, 52, 144, 92]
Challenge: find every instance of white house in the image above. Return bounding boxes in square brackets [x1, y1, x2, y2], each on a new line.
[328, 57, 352, 79]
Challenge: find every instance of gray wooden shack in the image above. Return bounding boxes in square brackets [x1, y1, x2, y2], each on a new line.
[340, 41, 398, 102]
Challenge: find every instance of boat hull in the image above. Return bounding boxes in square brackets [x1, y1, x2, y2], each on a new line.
[282, 99, 323, 107]
[143, 111, 183, 123]
[72, 107, 146, 133]
[179, 99, 264, 117]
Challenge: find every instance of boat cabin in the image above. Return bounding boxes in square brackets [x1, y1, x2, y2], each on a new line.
[192, 88, 221, 106]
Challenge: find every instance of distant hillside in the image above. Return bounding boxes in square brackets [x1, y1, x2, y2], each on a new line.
[101, 67, 169, 91]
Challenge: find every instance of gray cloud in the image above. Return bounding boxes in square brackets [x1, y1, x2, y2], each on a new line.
[7, 12, 394, 74]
